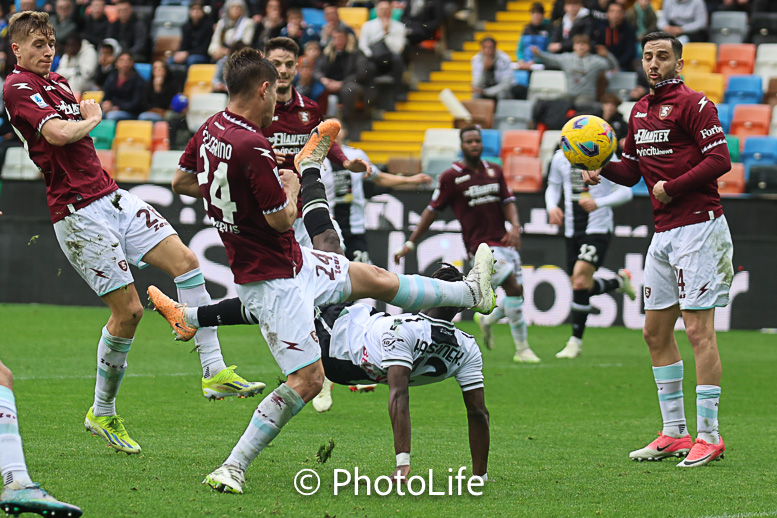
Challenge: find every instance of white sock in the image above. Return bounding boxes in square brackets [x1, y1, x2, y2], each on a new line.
[504, 296, 528, 347]
[0, 386, 33, 487]
[94, 326, 132, 417]
[481, 304, 505, 326]
[390, 274, 474, 310]
[652, 361, 687, 438]
[224, 384, 305, 470]
[696, 385, 721, 444]
[175, 268, 227, 378]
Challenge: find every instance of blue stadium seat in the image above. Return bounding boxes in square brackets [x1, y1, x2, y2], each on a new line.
[632, 178, 649, 196]
[134, 63, 152, 81]
[480, 129, 501, 158]
[724, 75, 763, 104]
[716, 103, 732, 133]
[302, 8, 326, 30]
[514, 70, 530, 87]
[742, 136, 777, 179]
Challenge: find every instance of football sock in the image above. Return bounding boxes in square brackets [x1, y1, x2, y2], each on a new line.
[224, 384, 305, 470]
[480, 305, 505, 326]
[571, 289, 592, 340]
[194, 298, 259, 328]
[504, 296, 528, 347]
[590, 277, 620, 296]
[389, 274, 474, 311]
[696, 385, 721, 444]
[652, 361, 687, 438]
[93, 326, 132, 417]
[175, 268, 227, 377]
[0, 386, 33, 487]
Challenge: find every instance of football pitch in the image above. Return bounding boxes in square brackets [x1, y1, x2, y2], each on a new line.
[1, 303, 775, 518]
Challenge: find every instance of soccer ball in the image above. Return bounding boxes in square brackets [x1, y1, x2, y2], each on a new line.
[559, 115, 618, 171]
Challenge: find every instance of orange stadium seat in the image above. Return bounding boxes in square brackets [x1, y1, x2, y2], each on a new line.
[500, 130, 541, 163]
[718, 163, 745, 194]
[95, 149, 114, 177]
[730, 104, 771, 141]
[152, 121, 170, 152]
[503, 156, 543, 193]
[114, 147, 151, 182]
[682, 72, 725, 103]
[716, 43, 756, 76]
[683, 43, 717, 74]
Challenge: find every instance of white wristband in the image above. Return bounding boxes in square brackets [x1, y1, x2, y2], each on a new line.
[404, 240, 415, 251]
[396, 452, 410, 466]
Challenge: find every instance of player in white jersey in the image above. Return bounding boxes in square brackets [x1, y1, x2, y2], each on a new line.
[545, 149, 636, 358]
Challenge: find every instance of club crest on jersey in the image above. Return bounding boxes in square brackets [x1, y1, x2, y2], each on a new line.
[298, 111, 310, 123]
[29, 93, 48, 108]
[644, 286, 651, 298]
[659, 105, 673, 120]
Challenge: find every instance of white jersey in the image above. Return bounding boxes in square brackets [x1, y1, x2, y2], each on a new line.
[321, 145, 375, 235]
[328, 304, 484, 391]
[545, 149, 633, 237]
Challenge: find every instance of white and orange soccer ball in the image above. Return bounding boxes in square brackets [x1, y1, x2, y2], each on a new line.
[559, 115, 618, 171]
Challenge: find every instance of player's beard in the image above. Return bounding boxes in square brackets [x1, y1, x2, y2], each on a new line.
[277, 81, 292, 97]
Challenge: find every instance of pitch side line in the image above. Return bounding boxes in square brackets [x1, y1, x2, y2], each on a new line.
[15, 370, 280, 381]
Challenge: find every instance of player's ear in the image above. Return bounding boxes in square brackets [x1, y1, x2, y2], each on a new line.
[258, 80, 269, 98]
[676, 58, 684, 75]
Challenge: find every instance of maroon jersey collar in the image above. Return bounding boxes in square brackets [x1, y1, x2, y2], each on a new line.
[223, 109, 260, 133]
[276, 87, 305, 111]
[649, 77, 683, 101]
[453, 159, 489, 175]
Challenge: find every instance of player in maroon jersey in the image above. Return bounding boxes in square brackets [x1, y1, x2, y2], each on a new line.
[583, 32, 733, 467]
[169, 48, 497, 494]
[2, 11, 264, 455]
[394, 125, 540, 364]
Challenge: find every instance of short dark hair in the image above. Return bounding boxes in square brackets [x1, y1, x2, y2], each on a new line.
[480, 36, 496, 47]
[530, 2, 545, 14]
[459, 124, 481, 142]
[641, 31, 683, 59]
[572, 33, 591, 45]
[265, 36, 300, 58]
[8, 11, 53, 44]
[224, 47, 279, 98]
[422, 263, 465, 321]
[600, 92, 622, 107]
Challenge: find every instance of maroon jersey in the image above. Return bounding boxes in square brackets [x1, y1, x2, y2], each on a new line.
[603, 78, 730, 232]
[3, 66, 116, 223]
[179, 109, 302, 284]
[429, 160, 514, 255]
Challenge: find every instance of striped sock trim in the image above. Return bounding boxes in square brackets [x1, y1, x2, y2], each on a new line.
[653, 361, 683, 382]
[101, 326, 133, 353]
[0, 386, 15, 405]
[658, 390, 683, 401]
[697, 406, 718, 419]
[175, 268, 205, 289]
[696, 385, 721, 399]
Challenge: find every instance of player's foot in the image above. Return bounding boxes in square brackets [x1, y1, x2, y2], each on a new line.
[312, 378, 334, 412]
[556, 337, 582, 359]
[348, 384, 377, 393]
[677, 436, 725, 467]
[203, 464, 245, 494]
[465, 243, 497, 314]
[473, 313, 494, 350]
[629, 432, 692, 461]
[1, 482, 82, 518]
[84, 407, 141, 454]
[294, 119, 341, 171]
[202, 365, 266, 400]
[513, 346, 540, 363]
[616, 269, 637, 301]
[148, 285, 198, 342]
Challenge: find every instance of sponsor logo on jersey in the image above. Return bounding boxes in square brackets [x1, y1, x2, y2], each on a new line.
[267, 132, 308, 148]
[659, 105, 673, 120]
[454, 174, 471, 184]
[700, 125, 723, 139]
[463, 182, 501, 207]
[634, 129, 671, 144]
[54, 100, 80, 116]
[637, 146, 674, 157]
[29, 93, 48, 108]
[698, 96, 708, 113]
[634, 112, 647, 118]
[44, 85, 56, 91]
[298, 111, 310, 123]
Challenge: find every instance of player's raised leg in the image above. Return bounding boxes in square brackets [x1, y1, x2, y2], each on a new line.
[495, 255, 538, 363]
[0, 361, 82, 517]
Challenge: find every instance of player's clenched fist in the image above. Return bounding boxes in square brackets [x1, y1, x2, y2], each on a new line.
[278, 168, 300, 196]
[79, 99, 102, 122]
[581, 168, 602, 185]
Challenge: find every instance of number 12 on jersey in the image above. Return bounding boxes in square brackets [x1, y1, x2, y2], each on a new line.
[198, 144, 237, 224]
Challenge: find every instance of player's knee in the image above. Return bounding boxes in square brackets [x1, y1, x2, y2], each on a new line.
[684, 320, 715, 349]
[0, 362, 13, 389]
[116, 301, 144, 328]
[313, 229, 342, 254]
[179, 247, 200, 274]
[571, 275, 591, 291]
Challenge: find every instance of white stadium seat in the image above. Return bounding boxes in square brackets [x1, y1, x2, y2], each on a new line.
[528, 70, 568, 102]
[186, 93, 229, 133]
[149, 150, 184, 184]
[2, 147, 40, 180]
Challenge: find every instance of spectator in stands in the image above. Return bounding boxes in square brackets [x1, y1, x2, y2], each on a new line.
[253, 0, 286, 50]
[294, 55, 326, 106]
[533, 34, 618, 106]
[303, 39, 322, 62]
[600, 92, 627, 155]
[212, 41, 247, 93]
[56, 33, 98, 93]
[594, 1, 635, 71]
[549, 0, 594, 53]
[714, 0, 750, 12]
[588, 0, 611, 21]
[280, 7, 319, 49]
[626, 0, 658, 40]
[209, 0, 255, 61]
[315, 27, 371, 123]
[171, 0, 214, 68]
[139, 60, 179, 122]
[402, 0, 445, 45]
[107, 0, 149, 62]
[94, 37, 120, 88]
[517, 2, 553, 68]
[359, 0, 406, 95]
[319, 3, 355, 49]
[50, 0, 81, 52]
[82, 0, 110, 50]
[101, 51, 146, 121]
[472, 36, 515, 101]
[658, 0, 709, 43]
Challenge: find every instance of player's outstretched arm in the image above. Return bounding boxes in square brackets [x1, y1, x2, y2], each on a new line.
[393, 208, 438, 264]
[373, 172, 433, 188]
[40, 99, 102, 146]
[462, 387, 490, 477]
[387, 365, 412, 482]
[172, 170, 203, 198]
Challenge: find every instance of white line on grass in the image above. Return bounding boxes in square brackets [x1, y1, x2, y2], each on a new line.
[15, 371, 278, 381]
[695, 512, 777, 518]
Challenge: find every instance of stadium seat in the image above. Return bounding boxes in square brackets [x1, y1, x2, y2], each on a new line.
[89, 120, 116, 150]
[503, 155, 543, 192]
[153, 35, 182, 63]
[152, 5, 188, 39]
[540, 130, 561, 175]
[618, 101, 636, 121]
[724, 75, 763, 104]
[134, 63, 153, 81]
[710, 11, 749, 45]
[682, 43, 717, 74]
[754, 43, 777, 89]
[2, 147, 40, 180]
[750, 13, 777, 45]
[742, 136, 777, 178]
[459, 99, 495, 129]
[606, 71, 638, 101]
[186, 93, 228, 133]
[716, 44, 756, 77]
[746, 164, 777, 193]
[631, 177, 649, 196]
[717, 163, 745, 195]
[765, 78, 777, 108]
[716, 103, 732, 133]
[386, 156, 422, 176]
[302, 8, 326, 29]
[500, 130, 542, 162]
[527, 70, 568, 102]
[726, 135, 741, 163]
[149, 150, 184, 184]
[114, 147, 152, 182]
[152, 121, 170, 152]
[337, 7, 369, 35]
[424, 156, 454, 181]
[494, 99, 534, 131]
[113, 120, 153, 151]
[513, 70, 530, 87]
[479, 129, 501, 158]
[95, 149, 114, 177]
[184, 64, 217, 97]
[682, 72, 725, 103]
[730, 104, 771, 142]
[421, 128, 460, 170]
[81, 90, 104, 103]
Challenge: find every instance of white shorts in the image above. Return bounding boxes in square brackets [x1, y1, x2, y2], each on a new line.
[236, 246, 352, 375]
[293, 217, 345, 251]
[643, 216, 734, 311]
[53, 189, 177, 296]
[491, 246, 523, 287]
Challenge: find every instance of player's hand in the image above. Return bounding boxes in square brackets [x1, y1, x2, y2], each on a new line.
[344, 158, 369, 173]
[530, 45, 540, 55]
[273, 148, 289, 164]
[279, 168, 300, 196]
[501, 225, 522, 250]
[652, 180, 673, 204]
[581, 169, 601, 185]
[407, 173, 433, 185]
[391, 465, 411, 485]
[80, 99, 102, 122]
[578, 197, 598, 212]
[393, 242, 412, 264]
[548, 206, 564, 226]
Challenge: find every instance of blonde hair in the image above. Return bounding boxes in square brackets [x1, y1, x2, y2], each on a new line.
[8, 11, 54, 45]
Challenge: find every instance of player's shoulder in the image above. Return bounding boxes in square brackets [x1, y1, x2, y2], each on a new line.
[483, 160, 503, 176]
[678, 82, 715, 110]
[3, 68, 40, 93]
[293, 89, 323, 117]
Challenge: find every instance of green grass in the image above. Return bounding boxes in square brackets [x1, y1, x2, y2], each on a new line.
[1, 303, 776, 518]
